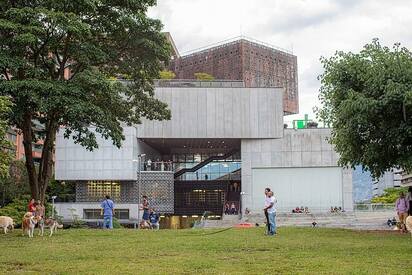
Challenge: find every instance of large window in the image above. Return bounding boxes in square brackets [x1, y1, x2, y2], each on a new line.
[87, 181, 121, 201]
[83, 209, 130, 219]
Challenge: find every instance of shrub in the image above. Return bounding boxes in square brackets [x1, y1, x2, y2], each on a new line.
[112, 218, 122, 229]
[371, 187, 408, 203]
[0, 195, 53, 226]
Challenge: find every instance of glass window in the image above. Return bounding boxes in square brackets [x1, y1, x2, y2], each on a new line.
[87, 181, 121, 201]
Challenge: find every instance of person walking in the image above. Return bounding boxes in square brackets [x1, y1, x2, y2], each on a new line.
[101, 195, 115, 229]
[263, 188, 271, 234]
[264, 191, 277, 236]
[395, 192, 409, 233]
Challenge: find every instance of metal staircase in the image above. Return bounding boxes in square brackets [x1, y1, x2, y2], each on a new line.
[174, 149, 239, 178]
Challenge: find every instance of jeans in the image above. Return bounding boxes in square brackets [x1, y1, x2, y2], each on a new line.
[268, 212, 276, 235]
[264, 211, 270, 234]
[103, 215, 113, 229]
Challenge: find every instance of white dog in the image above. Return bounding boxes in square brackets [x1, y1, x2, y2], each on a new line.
[22, 212, 38, 238]
[0, 216, 14, 234]
[405, 216, 412, 238]
[38, 217, 63, 237]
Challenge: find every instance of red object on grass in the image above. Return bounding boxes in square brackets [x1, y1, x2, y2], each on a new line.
[235, 223, 253, 228]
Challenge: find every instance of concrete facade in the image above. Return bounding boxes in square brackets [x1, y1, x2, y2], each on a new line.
[241, 129, 353, 213]
[55, 126, 139, 181]
[54, 83, 353, 221]
[136, 87, 284, 139]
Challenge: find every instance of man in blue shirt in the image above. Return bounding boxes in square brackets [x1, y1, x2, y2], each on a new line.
[101, 195, 115, 229]
[149, 208, 160, 230]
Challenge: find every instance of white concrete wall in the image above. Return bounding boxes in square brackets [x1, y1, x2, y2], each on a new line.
[56, 127, 139, 181]
[54, 202, 139, 220]
[241, 128, 353, 213]
[136, 87, 284, 139]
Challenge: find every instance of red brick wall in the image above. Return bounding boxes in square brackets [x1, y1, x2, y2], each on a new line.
[169, 39, 299, 114]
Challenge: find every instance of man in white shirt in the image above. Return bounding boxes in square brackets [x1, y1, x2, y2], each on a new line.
[264, 188, 271, 234]
[264, 191, 277, 235]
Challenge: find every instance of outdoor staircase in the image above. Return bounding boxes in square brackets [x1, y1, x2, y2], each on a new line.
[203, 211, 397, 230]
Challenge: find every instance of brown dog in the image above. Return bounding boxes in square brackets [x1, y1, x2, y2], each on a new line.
[22, 212, 38, 238]
[38, 217, 63, 237]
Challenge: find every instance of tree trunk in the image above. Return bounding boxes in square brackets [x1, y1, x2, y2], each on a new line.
[37, 120, 58, 204]
[21, 114, 39, 200]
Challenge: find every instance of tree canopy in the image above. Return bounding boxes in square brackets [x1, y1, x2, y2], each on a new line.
[317, 39, 412, 178]
[0, 0, 171, 201]
[0, 96, 12, 178]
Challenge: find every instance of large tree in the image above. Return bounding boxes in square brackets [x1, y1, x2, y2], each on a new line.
[0, 1, 171, 202]
[317, 39, 412, 178]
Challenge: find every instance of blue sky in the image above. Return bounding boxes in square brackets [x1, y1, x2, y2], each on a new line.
[149, 0, 412, 122]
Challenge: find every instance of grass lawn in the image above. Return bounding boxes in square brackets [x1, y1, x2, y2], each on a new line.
[0, 227, 411, 274]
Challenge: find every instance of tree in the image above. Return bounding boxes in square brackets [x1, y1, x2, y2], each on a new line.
[317, 39, 412, 178]
[371, 187, 408, 203]
[0, 160, 30, 206]
[0, 96, 12, 177]
[159, 70, 176, 79]
[194, 72, 214, 80]
[0, 1, 171, 202]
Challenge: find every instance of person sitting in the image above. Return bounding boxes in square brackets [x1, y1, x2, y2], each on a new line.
[304, 207, 310, 214]
[300, 206, 304, 213]
[330, 206, 335, 213]
[230, 202, 237, 215]
[295, 207, 300, 213]
[149, 209, 160, 230]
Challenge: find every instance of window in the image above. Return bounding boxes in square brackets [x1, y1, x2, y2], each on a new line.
[83, 209, 130, 219]
[87, 181, 121, 201]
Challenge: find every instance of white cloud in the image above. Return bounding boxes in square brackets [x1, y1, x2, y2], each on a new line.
[149, 0, 412, 121]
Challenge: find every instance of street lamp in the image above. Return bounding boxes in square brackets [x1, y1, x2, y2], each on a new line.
[51, 196, 57, 219]
[132, 154, 146, 228]
[239, 191, 246, 220]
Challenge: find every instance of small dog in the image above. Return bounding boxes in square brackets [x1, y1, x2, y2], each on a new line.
[38, 217, 63, 237]
[0, 216, 14, 234]
[140, 220, 151, 229]
[405, 216, 412, 238]
[22, 212, 38, 238]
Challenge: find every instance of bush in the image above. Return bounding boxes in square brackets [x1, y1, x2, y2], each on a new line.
[371, 187, 408, 203]
[112, 218, 122, 229]
[0, 195, 53, 226]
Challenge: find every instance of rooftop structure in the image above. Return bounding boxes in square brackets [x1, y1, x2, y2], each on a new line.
[169, 36, 298, 114]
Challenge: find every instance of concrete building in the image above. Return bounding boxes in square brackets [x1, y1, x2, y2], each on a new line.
[169, 36, 298, 114]
[54, 80, 352, 223]
[372, 169, 402, 197]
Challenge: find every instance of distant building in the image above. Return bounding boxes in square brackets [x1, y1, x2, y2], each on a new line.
[6, 121, 44, 163]
[352, 166, 373, 203]
[372, 169, 402, 197]
[169, 36, 298, 114]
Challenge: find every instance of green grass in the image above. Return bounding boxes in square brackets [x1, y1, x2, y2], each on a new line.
[0, 227, 411, 274]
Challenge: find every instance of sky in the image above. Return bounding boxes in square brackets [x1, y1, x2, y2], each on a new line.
[148, 0, 412, 122]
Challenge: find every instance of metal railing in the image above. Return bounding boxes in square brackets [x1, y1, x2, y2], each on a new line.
[141, 161, 173, 172]
[154, 79, 244, 88]
[179, 35, 293, 57]
[353, 203, 395, 212]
